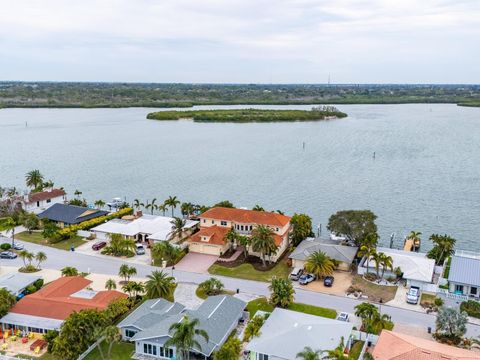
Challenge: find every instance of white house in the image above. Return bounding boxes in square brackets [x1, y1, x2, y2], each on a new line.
[91, 214, 198, 243]
[21, 188, 66, 214]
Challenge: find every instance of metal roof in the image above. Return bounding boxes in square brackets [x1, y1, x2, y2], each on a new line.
[0, 273, 41, 295]
[0, 313, 63, 330]
[449, 254, 480, 287]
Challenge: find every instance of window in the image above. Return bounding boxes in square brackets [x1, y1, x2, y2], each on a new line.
[276, 227, 279, 231]
[143, 343, 157, 355]
[258, 354, 269, 360]
[36, 201, 40, 207]
[471, 287, 477, 296]
[221, 221, 227, 226]
[125, 329, 137, 338]
[241, 225, 244, 231]
[212, 220, 214, 224]
[46, 199, 51, 203]
[455, 284, 464, 294]
[250, 225, 253, 231]
[203, 219, 206, 223]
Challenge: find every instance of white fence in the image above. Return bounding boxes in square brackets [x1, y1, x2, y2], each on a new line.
[77, 230, 93, 238]
[437, 288, 469, 302]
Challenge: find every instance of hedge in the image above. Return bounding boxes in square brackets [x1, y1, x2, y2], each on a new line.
[56, 208, 133, 240]
[460, 300, 480, 319]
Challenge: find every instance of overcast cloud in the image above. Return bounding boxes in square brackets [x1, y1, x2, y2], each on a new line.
[0, 0, 479, 83]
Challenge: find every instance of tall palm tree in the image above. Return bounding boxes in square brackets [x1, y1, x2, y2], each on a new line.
[379, 253, 393, 279]
[158, 203, 168, 216]
[94, 199, 105, 209]
[407, 230, 422, 251]
[181, 202, 195, 218]
[105, 279, 117, 290]
[25, 169, 44, 190]
[169, 217, 186, 241]
[304, 251, 335, 279]
[354, 302, 379, 332]
[372, 251, 383, 279]
[133, 199, 142, 211]
[165, 196, 180, 217]
[164, 316, 209, 360]
[296, 346, 323, 360]
[149, 198, 158, 215]
[118, 264, 130, 283]
[74, 189, 82, 198]
[370, 313, 392, 334]
[252, 204, 265, 211]
[429, 234, 456, 265]
[358, 245, 376, 274]
[144, 270, 176, 299]
[325, 337, 347, 359]
[225, 228, 238, 250]
[251, 225, 278, 267]
[0, 217, 16, 247]
[35, 251, 47, 269]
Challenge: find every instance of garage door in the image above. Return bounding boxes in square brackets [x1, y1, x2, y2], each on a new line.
[190, 243, 221, 256]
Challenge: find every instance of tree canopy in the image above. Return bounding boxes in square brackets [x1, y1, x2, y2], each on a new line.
[327, 210, 378, 246]
[290, 213, 314, 246]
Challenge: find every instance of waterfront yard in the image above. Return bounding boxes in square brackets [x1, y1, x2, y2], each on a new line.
[247, 297, 337, 319]
[84, 342, 134, 360]
[15, 231, 86, 251]
[351, 275, 397, 302]
[208, 259, 291, 282]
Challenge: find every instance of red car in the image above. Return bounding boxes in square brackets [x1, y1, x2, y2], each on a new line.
[92, 241, 107, 251]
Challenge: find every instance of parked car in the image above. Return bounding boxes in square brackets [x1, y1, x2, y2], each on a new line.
[0, 251, 17, 259]
[406, 286, 420, 304]
[323, 276, 334, 287]
[13, 243, 24, 250]
[136, 244, 146, 255]
[92, 241, 107, 251]
[336, 312, 350, 322]
[290, 267, 304, 281]
[299, 273, 316, 285]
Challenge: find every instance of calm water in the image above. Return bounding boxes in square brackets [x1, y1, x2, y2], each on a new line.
[1, 104, 479, 251]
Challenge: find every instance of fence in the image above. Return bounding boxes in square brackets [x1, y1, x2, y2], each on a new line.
[77, 230, 93, 238]
[437, 288, 469, 302]
[77, 336, 104, 360]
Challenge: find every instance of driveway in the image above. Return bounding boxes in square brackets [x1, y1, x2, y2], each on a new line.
[175, 253, 219, 274]
[75, 240, 153, 266]
[174, 283, 203, 310]
[298, 271, 353, 296]
[386, 284, 424, 312]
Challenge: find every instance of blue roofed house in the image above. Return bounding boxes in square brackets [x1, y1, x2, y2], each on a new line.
[446, 250, 480, 300]
[118, 295, 246, 359]
[38, 203, 109, 228]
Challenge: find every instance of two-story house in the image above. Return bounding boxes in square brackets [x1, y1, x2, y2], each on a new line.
[189, 207, 291, 260]
[20, 188, 66, 214]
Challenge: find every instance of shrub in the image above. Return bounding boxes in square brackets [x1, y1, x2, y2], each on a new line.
[26, 285, 37, 294]
[460, 300, 480, 319]
[214, 336, 241, 360]
[19, 265, 39, 273]
[0, 243, 11, 251]
[33, 278, 44, 290]
[434, 297, 444, 307]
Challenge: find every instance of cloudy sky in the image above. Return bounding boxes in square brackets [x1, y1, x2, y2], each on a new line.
[1, 0, 479, 83]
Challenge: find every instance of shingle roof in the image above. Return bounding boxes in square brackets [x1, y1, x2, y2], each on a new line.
[246, 308, 353, 360]
[38, 203, 109, 224]
[290, 238, 358, 263]
[27, 189, 65, 204]
[449, 253, 480, 287]
[200, 207, 291, 227]
[372, 330, 480, 360]
[7, 276, 126, 320]
[130, 295, 246, 356]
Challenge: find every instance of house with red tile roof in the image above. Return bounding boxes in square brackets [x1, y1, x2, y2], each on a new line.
[372, 330, 480, 360]
[189, 207, 291, 260]
[14, 188, 67, 214]
[0, 276, 126, 334]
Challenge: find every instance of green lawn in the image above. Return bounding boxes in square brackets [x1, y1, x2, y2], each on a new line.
[420, 293, 436, 306]
[84, 341, 134, 360]
[195, 286, 235, 300]
[208, 260, 291, 282]
[349, 340, 365, 360]
[15, 231, 86, 251]
[246, 298, 336, 319]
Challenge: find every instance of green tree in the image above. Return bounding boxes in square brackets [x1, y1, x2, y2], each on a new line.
[105, 278, 117, 290]
[164, 315, 209, 360]
[158, 203, 168, 216]
[214, 336, 241, 360]
[181, 202, 195, 218]
[304, 251, 335, 279]
[379, 253, 393, 279]
[213, 200, 234, 208]
[243, 314, 266, 342]
[170, 217, 186, 241]
[122, 281, 144, 298]
[0, 288, 16, 317]
[25, 169, 44, 190]
[35, 251, 47, 269]
[372, 251, 383, 279]
[146, 198, 158, 215]
[44, 330, 59, 353]
[94, 199, 106, 209]
[325, 337, 347, 359]
[106, 233, 136, 257]
[427, 234, 456, 265]
[144, 270, 176, 299]
[269, 278, 295, 308]
[251, 225, 278, 266]
[61, 266, 79, 276]
[74, 189, 82, 198]
[354, 302, 378, 331]
[296, 346, 323, 360]
[435, 306, 468, 341]
[42, 221, 58, 239]
[225, 228, 238, 250]
[290, 213, 314, 246]
[133, 199, 142, 211]
[237, 234, 251, 258]
[0, 217, 16, 247]
[151, 241, 180, 266]
[327, 210, 377, 246]
[165, 196, 180, 217]
[103, 325, 121, 360]
[19, 212, 39, 234]
[358, 245, 376, 274]
[252, 204, 265, 211]
[198, 278, 224, 296]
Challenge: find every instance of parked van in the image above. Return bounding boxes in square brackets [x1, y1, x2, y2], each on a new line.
[92, 241, 107, 251]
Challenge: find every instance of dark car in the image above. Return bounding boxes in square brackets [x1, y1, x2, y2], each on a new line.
[323, 276, 334, 287]
[92, 241, 107, 251]
[0, 251, 17, 259]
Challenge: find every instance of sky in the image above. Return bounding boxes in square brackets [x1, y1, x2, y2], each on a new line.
[0, 0, 479, 83]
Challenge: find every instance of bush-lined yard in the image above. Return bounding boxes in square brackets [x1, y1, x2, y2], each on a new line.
[246, 298, 336, 319]
[16, 231, 86, 251]
[208, 261, 291, 282]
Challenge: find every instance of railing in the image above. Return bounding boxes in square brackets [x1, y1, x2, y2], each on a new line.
[437, 288, 469, 302]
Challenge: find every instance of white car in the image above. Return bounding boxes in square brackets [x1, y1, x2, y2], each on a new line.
[406, 286, 420, 304]
[336, 312, 349, 322]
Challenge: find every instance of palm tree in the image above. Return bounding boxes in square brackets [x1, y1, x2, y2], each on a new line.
[225, 228, 238, 250]
[35, 251, 47, 269]
[325, 337, 347, 359]
[147, 198, 158, 215]
[74, 189, 82, 198]
[251, 225, 278, 267]
[94, 199, 105, 209]
[43, 179, 54, 188]
[158, 203, 168, 216]
[133, 199, 142, 211]
[379, 253, 393, 279]
[372, 251, 383, 279]
[304, 251, 335, 279]
[407, 230, 422, 251]
[144, 270, 176, 299]
[151, 241, 178, 265]
[237, 235, 251, 258]
[122, 281, 136, 297]
[354, 302, 379, 332]
[164, 316, 209, 360]
[181, 202, 195, 218]
[358, 245, 376, 274]
[25, 170, 44, 190]
[0, 217, 16, 247]
[18, 250, 30, 268]
[165, 196, 180, 217]
[252, 204, 265, 211]
[429, 234, 456, 265]
[269, 278, 295, 308]
[169, 217, 186, 241]
[370, 313, 392, 334]
[118, 264, 130, 283]
[61, 266, 79, 276]
[105, 279, 117, 290]
[96, 325, 121, 360]
[296, 346, 323, 360]
[127, 266, 137, 282]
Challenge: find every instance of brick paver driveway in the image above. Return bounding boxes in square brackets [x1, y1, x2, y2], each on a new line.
[175, 253, 219, 273]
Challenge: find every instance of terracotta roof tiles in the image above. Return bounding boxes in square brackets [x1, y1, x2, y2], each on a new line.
[200, 207, 290, 227]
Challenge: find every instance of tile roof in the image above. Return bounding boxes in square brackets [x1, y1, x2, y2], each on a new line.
[8, 276, 126, 320]
[449, 253, 480, 287]
[190, 226, 230, 246]
[290, 237, 358, 263]
[38, 203, 109, 224]
[27, 189, 65, 204]
[372, 330, 480, 360]
[200, 207, 291, 227]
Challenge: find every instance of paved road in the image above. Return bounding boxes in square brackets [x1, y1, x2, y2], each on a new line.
[3, 237, 480, 338]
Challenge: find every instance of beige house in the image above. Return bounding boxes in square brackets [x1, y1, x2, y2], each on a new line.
[189, 207, 291, 259]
